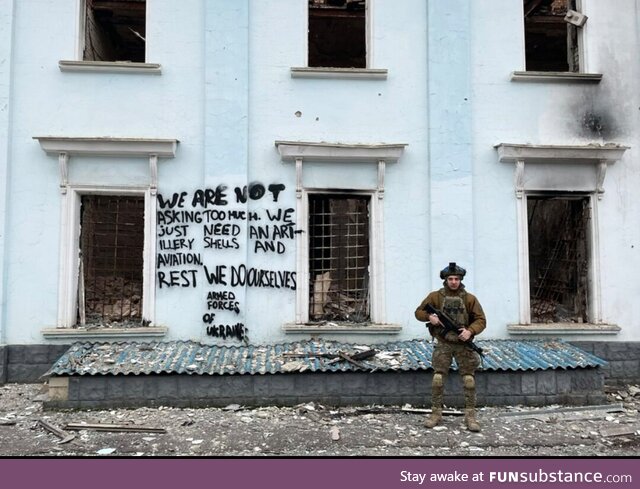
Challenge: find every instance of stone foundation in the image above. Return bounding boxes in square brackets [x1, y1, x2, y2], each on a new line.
[570, 341, 640, 386]
[0, 344, 71, 384]
[44, 367, 606, 410]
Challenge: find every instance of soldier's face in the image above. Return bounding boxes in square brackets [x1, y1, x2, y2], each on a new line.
[446, 275, 461, 290]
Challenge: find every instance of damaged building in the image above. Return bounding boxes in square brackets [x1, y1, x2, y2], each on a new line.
[1, 0, 639, 408]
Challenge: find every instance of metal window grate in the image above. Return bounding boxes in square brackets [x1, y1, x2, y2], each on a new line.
[308, 194, 370, 323]
[78, 195, 145, 326]
[528, 196, 590, 323]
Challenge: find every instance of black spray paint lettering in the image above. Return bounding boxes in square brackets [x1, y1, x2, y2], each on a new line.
[191, 186, 229, 208]
[157, 210, 203, 226]
[265, 208, 294, 223]
[230, 265, 296, 290]
[205, 323, 247, 341]
[157, 253, 203, 268]
[206, 290, 240, 314]
[203, 237, 240, 250]
[157, 191, 188, 209]
[158, 238, 195, 250]
[203, 223, 241, 237]
[203, 265, 228, 286]
[157, 270, 198, 288]
[158, 224, 189, 238]
[234, 183, 286, 204]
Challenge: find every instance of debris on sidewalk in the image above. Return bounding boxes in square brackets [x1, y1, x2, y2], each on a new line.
[37, 419, 76, 444]
[64, 422, 166, 433]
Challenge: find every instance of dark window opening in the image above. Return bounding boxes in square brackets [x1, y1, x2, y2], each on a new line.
[309, 194, 370, 323]
[528, 195, 590, 323]
[524, 0, 579, 72]
[78, 195, 145, 326]
[84, 0, 146, 62]
[308, 0, 366, 68]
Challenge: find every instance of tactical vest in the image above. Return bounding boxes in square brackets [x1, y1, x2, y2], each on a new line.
[439, 288, 469, 327]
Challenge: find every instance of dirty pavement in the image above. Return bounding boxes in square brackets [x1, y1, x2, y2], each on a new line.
[1, 383, 639, 457]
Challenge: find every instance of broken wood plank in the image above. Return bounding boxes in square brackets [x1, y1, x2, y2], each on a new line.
[37, 419, 76, 444]
[64, 422, 166, 433]
[401, 407, 464, 416]
[498, 403, 624, 418]
[337, 352, 367, 369]
[600, 425, 640, 438]
[350, 349, 377, 361]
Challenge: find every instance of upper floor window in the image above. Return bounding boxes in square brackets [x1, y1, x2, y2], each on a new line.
[524, 0, 585, 72]
[308, 0, 367, 68]
[83, 0, 146, 62]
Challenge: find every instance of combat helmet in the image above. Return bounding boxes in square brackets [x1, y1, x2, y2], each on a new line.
[439, 262, 466, 280]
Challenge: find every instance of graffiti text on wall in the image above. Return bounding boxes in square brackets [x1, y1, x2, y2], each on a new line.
[156, 183, 295, 342]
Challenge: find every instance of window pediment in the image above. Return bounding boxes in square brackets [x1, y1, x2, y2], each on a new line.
[495, 143, 629, 199]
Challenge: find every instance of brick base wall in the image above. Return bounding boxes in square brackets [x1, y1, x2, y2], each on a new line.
[44, 367, 606, 410]
[0, 344, 70, 384]
[570, 341, 640, 386]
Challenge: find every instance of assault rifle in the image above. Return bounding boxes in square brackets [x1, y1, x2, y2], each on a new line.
[424, 303, 484, 356]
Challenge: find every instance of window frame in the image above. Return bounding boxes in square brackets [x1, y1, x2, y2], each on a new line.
[520, 191, 597, 325]
[61, 0, 160, 74]
[496, 142, 628, 332]
[513, 0, 603, 82]
[299, 188, 383, 325]
[293, 1, 388, 79]
[275, 140, 407, 332]
[59, 185, 156, 328]
[306, 0, 371, 69]
[33, 136, 178, 334]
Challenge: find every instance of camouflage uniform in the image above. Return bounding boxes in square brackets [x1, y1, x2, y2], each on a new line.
[415, 270, 486, 432]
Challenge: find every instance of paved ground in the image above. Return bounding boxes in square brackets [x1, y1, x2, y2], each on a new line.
[1, 382, 639, 457]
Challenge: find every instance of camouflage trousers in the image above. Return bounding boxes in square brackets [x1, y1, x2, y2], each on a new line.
[430, 341, 481, 410]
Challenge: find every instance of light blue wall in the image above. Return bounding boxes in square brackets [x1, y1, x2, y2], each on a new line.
[0, 0, 16, 344]
[470, 0, 640, 341]
[3, 0, 640, 346]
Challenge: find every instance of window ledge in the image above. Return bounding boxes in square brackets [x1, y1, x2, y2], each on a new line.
[282, 323, 401, 334]
[41, 327, 168, 339]
[290, 67, 388, 80]
[507, 323, 620, 335]
[511, 71, 602, 83]
[59, 60, 162, 75]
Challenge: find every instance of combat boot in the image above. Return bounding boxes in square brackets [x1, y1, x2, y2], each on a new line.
[424, 409, 442, 428]
[464, 409, 481, 432]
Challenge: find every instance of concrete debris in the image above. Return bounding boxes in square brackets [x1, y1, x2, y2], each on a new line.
[96, 448, 116, 455]
[600, 425, 640, 438]
[1, 383, 640, 456]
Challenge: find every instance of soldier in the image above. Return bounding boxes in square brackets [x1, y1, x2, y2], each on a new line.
[414, 262, 486, 432]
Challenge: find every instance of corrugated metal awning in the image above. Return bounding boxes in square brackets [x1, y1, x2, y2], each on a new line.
[44, 339, 606, 377]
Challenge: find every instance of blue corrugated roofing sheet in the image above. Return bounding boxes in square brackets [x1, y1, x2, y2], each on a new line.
[44, 339, 606, 377]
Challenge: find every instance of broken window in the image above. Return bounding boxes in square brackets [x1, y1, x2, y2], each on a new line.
[528, 195, 591, 323]
[524, 0, 581, 72]
[308, 0, 367, 68]
[78, 195, 145, 326]
[308, 194, 370, 323]
[83, 0, 146, 62]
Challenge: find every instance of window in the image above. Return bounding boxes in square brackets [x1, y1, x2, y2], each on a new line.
[78, 195, 145, 326]
[34, 136, 179, 333]
[83, 0, 146, 62]
[275, 140, 407, 331]
[308, 0, 367, 68]
[496, 143, 628, 329]
[524, 0, 582, 72]
[527, 195, 591, 323]
[309, 194, 370, 323]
